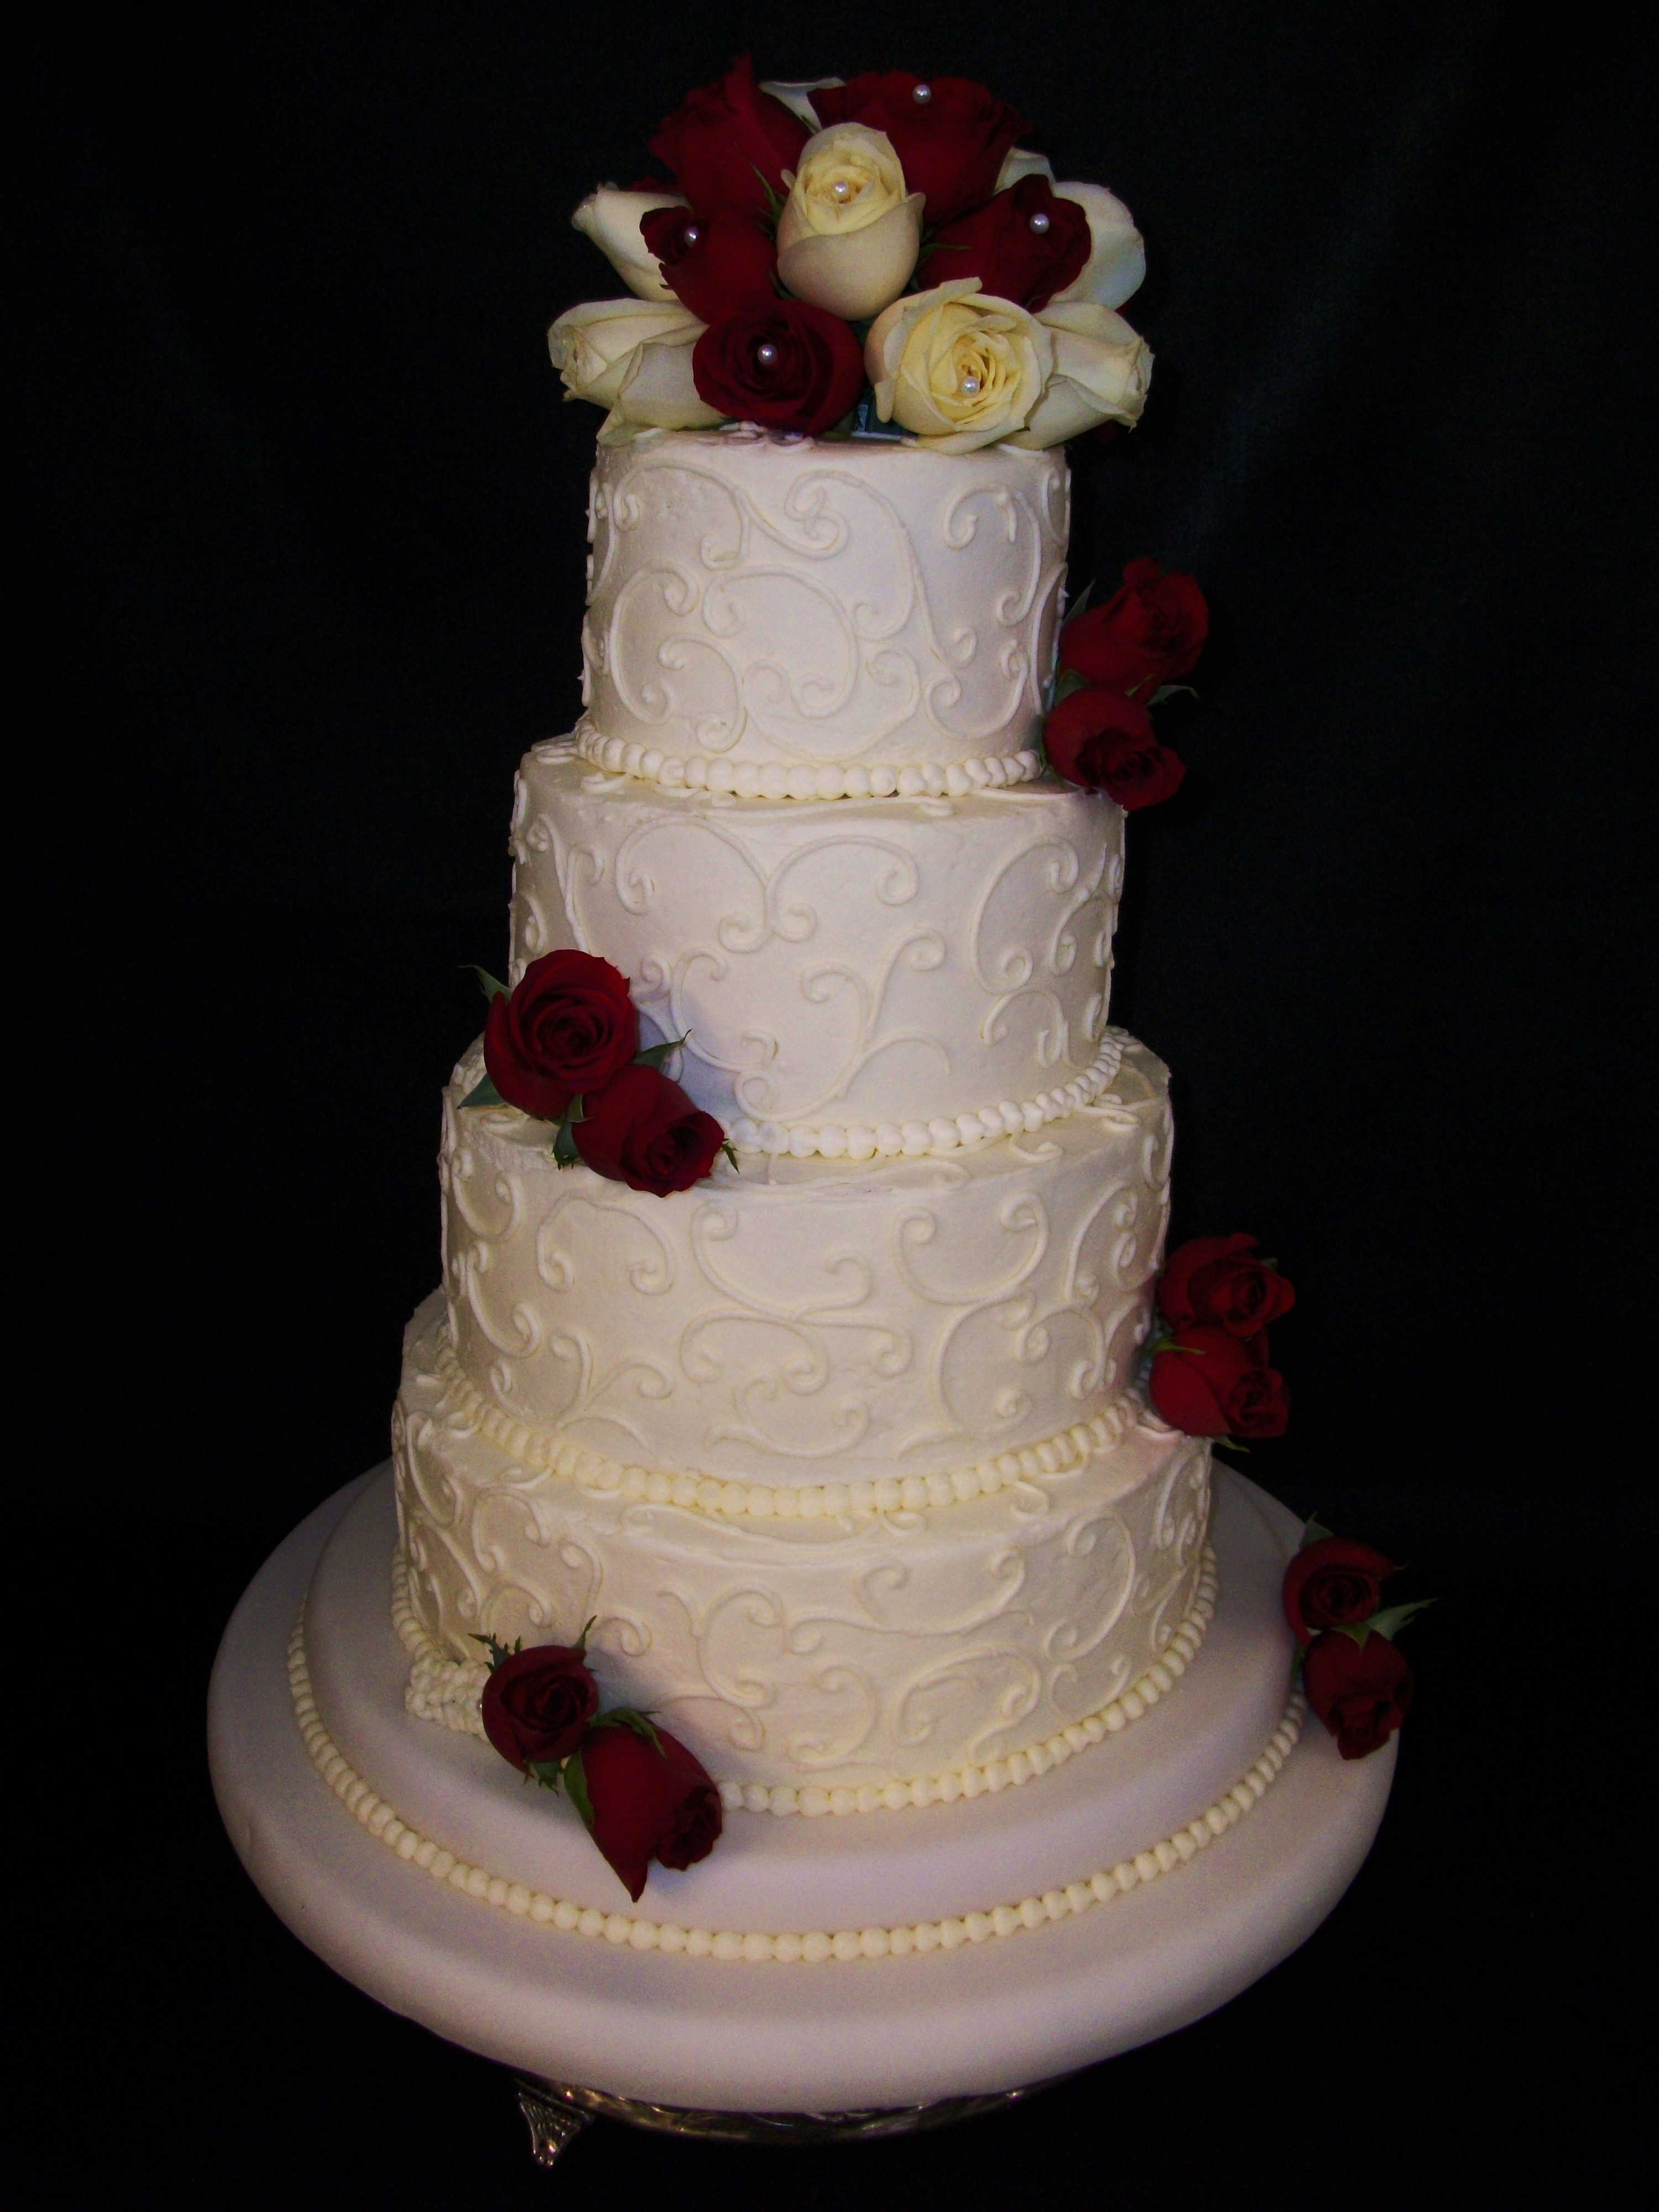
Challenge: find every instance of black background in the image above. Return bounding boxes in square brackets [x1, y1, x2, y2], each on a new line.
[20, 2, 1648, 2200]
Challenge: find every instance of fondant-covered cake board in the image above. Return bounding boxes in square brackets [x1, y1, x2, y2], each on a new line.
[210, 1466, 1392, 2111]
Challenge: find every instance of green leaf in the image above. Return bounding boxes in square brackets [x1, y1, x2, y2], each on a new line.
[1064, 577, 1094, 624]
[563, 1745, 596, 1830]
[1364, 1597, 1437, 1642]
[1300, 1517, 1335, 1548]
[1212, 1436, 1251, 1456]
[1050, 666, 1093, 709]
[459, 1070, 506, 1110]
[633, 1034, 690, 1071]
[525, 1758, 565, 1796]
[469, 1631, 520, 1671]
[1149, 682, 1199, 706]
[465, 963, 509, 1005]
[592, 1705, 664, 1756]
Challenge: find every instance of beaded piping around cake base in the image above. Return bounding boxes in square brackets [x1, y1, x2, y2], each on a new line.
[290, 1610, 1303, 1961]
[573, 723, 1047, 803]
[423, 1329, 1155, 1526]
[393, 1545, 1219, 1818]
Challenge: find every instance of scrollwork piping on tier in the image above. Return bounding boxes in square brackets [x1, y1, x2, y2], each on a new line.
[572, 723, 1046, 801]
[291, 1610, 1303, 1957]
[392, 1541, 1218, 1817]
[726, 1034, 1125, 1160]
[420, 1322, 1160, 1522]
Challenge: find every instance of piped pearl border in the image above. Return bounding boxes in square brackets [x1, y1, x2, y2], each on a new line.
[291, 1611, 1303, 1962]
[393, 1545, 1218, 1817]
[426, 1329, 1153, 1525]
[573, 722, 1045, 802]
[728, 1036, 1125, 1160]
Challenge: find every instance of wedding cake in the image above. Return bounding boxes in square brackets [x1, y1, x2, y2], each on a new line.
[213, 66, 1403, 2124]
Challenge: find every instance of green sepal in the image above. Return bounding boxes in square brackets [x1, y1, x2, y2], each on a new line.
[1363, 1598, 1437, 1643]
[1050, 666, 1093, 711]
[465, 963, 509, 1005]
[633, 1033, 690, 1071]
[1149, 682, 1199, 706]
[469, 1631, 521, 1671]
[589, 1705, 664, 1756]
[460, 1070, 506, 1110]
[1064, 577, 1094, 624]
[1211, 1436, 1251, 1457]
[1300, 1517, 1335, 1548]
[751, 165, 786, 229]
[573, 1614, 597, 1656]
[722, 1141, 740, 1172]
[524, 1758, 566, 1796]
[551, 1100, 585, 1166]
[563, 1745, 596, 1831]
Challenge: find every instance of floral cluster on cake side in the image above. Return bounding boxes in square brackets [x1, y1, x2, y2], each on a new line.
[552, 58, 1151, 451]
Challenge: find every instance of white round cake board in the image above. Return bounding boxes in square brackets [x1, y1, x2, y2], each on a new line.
[209, 1465, 1394, 2112]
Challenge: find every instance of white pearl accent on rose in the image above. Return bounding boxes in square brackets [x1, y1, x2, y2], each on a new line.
[755, 342, 778, 364]
[912, 82, 932, 102]
[684, 226, 701, 244]
[1029, 211, 1051, 233]
[960, 373, 981, 394]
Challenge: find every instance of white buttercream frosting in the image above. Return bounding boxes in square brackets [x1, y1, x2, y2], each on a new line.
[578, 427, 1069, 781]
[510, 743, 1125, 1144]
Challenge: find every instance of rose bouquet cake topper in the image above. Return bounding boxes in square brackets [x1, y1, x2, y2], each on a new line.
[554, 59, 1151, 451]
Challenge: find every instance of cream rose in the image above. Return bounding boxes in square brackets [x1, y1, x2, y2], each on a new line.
[864, 280, 1053, 454]
[571, 187, 688, 304]
[1047, 183, 1147, 310]
[1003, 302, 1153, 448]
[546, 299, 723, 444]
[775, 124, 924, 321]
[758, 77, 844, 130]
[994, 147, 1056, 192]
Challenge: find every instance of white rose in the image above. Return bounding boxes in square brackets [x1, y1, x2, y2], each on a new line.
[758, 77, 844, 130]
[1003, 302, 1153, 449]
[864, 280, 1053, 455]
[571, 187, 688, 304]
[1047, 182, 1146, 310]
[547, 299, 723, 444]
[775, 124, 924, 321]
[994, 147, 1056, 192]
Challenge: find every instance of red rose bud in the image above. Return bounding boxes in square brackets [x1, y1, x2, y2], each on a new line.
[812, 72, 1029, 227]
[692, 300, 866, 437]
[481, 1644, 600, 1772]
[1044, 686, 1186, 810]
[1156, 1233, 1296, 1337]
[575, 1719, 723, 1901]
[1149, 1323, 1290, 1438]
[1303, 1629, 1414, 1760]
[1283, 1536, 1397, 1646]
[647, 55, 807, 220]
[639, 206, 779, 324]
[483, 950, 639, 1121]
[572, 1062, 726, 1197]
[1060, 556, 1209, 699]
[917, 177, 1091, 310]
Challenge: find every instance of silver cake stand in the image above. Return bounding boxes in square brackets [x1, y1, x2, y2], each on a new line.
[210, 1468, 1394, 2173]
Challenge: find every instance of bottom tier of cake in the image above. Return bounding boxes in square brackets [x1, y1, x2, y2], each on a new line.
[211, 1461, 1394, 2108]
[394, 1292, 1212, 1799]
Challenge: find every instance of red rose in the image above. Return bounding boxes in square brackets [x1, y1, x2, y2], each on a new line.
[692, 300, 865, 437]
[1149, 1323, 1290, 1438]
[646, 55, 807, 221]
[639, 206, 779, 324]
[574, 1719, 723, 1901]
[1303, 1629, 1413, 1759]
[1060, 557, 1209, 699]
[481, 1644, 599, 1772]
[1156, 1233, 1296, 1337]
[573, 1062, 725, 1196]
[1283, 1536, 1396, 1646]
[482, 950, 639, 1121]
[1044, 686, 1186, 810]
[811, 72, 1029, 227]
[916, 176, 1091, 310]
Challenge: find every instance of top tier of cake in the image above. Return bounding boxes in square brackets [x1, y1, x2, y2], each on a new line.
[575, 427, 1069, 798]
